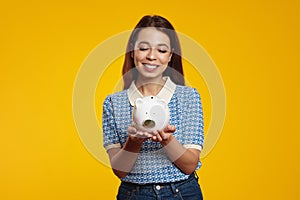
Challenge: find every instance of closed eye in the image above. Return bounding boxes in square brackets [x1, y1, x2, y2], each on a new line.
[139, 47, 149, 51]
[158, 49, 168, 53]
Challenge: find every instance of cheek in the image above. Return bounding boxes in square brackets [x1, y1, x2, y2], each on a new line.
[134, 55, 146, 67]
[134, 51, 147, 61]
[158, 54, 171, 64]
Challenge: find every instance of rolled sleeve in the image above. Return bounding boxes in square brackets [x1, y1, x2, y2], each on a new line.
[181, 88, 204, 150]
[102, 96, 120, 151]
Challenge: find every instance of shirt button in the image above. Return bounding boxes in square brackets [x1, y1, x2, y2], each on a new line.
[176, 188, 179, 193]
[156, 185, 161, 190]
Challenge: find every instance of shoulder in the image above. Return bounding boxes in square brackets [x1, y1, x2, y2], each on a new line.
[103, 90, 128, 107]
[173, 85, 201, 108]
[104, 90, 127, 101]
[174, 85, 200, 97]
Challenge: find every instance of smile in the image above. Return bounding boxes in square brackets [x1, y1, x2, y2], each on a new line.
[143, 64, 159, 69]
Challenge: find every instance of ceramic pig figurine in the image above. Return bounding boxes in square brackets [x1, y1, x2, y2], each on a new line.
[132, 96, 170, 132]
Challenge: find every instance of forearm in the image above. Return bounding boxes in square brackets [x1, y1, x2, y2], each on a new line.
[109, 136, 144, 178]
[162, 136, 199, 174]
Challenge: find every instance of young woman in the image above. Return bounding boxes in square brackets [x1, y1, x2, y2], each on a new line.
[102, 15, 204, 200]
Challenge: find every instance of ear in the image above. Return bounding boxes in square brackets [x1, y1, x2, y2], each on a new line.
[131, 51, 134, 58]
[135, 98, 143, 108]
[130, 43, 134, 58]
[168, 48, 174, 62]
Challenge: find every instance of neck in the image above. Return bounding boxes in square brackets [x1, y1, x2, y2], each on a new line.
[136, 76, 166, 96]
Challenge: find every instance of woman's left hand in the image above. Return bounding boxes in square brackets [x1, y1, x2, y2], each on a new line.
[150, 124, 176, 143]
[150, 124, 200, 174]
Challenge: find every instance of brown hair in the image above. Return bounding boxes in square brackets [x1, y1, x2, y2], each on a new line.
[122, 15, 185, 89]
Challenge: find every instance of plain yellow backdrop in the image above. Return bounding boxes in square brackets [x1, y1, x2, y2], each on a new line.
[1, 0, 299, 199]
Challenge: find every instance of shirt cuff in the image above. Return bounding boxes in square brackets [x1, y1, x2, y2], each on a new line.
[105, 143, 121, 151]
[183, 144, 202, 151]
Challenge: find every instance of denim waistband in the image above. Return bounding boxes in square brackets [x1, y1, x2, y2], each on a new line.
[120, 172, 198, 194]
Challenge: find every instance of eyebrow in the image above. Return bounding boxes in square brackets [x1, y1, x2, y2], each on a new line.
[137, 41, 170, 49]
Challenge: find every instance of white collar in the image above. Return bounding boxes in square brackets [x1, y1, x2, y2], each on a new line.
[127, 76, 176, 106]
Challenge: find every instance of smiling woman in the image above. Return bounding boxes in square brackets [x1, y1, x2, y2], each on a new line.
[133, 27, 172, 94]
[122, 15, 185, 90]
[102, 15, 204, 200]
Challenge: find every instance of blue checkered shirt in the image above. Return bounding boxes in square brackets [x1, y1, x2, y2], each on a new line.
[102, 85, 204, 184]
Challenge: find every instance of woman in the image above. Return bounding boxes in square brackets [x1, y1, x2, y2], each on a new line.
[102, 15, 204, 200]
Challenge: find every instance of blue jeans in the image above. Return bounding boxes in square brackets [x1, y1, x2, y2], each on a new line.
[117, 173, 203, 200]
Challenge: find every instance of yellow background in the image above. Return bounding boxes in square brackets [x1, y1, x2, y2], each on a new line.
[1, 0, 299, 199]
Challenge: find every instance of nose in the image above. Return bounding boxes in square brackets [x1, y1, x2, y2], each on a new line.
[146, 47, 157, 60]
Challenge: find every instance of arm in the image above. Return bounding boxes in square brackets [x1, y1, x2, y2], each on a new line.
[107, 127, 152, 179]
[151, 88, 204, 174]
[107, 136, 143, 178]
[151, 125, 200, 175]
[163, 136, 200, 175]
[102, 96, 150, 179]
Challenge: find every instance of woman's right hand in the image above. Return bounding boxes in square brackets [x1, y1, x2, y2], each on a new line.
[127, 126, 154, 140]
[108, 126, 154, 178]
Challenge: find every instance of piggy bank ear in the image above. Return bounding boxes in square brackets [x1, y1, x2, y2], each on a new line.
[135, 98, 143, 108]
[158, 99, 167, 108]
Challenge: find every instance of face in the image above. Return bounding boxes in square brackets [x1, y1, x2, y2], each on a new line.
[132, 27, 172, 81]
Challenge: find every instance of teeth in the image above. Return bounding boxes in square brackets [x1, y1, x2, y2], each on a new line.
[144, 64, 158, 69]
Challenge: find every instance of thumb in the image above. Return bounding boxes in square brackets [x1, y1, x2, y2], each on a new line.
[128, 126, 137, 134]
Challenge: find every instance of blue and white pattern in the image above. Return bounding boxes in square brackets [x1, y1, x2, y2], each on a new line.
[102, 85, 204, 184]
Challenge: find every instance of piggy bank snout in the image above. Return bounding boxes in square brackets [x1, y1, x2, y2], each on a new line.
[142, 119, 155, 128]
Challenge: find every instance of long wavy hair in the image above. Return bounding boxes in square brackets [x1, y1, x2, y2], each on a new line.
[122, 15, 185, 89]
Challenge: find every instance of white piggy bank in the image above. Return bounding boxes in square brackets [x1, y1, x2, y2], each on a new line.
[132, 96, 170, 132]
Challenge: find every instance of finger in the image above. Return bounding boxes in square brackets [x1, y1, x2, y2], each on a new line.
[161, 132, 169, 140]
[169, 125, 176, 132]
[155, 133, 163, 142]
[150, 135, 159, 142]
[145, 132, 153, 138]
[139, 131, 152, 138]
[157, 130, 168, 140]
[128, 126, 137, 134]
[152, 130, 158, 135]
[164, 124, 176, 133]
[135, 132, 146, 138]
